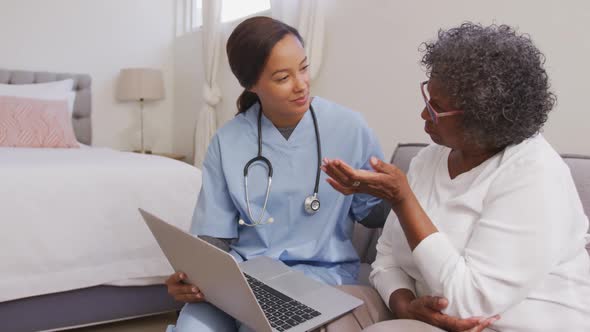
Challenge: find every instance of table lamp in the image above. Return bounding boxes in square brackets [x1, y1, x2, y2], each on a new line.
[117, 68, 165, 153]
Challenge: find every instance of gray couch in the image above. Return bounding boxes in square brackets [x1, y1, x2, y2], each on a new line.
[352, 143, 590, 286]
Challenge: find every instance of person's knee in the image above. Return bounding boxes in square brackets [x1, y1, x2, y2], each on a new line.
[174, 302, 237, 332]
[362, 319, 446, 332]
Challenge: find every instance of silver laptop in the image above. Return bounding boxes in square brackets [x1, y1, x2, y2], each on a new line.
[139, 209, 362, 332]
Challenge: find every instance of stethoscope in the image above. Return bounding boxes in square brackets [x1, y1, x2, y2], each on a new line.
[238, 104, 322, 227]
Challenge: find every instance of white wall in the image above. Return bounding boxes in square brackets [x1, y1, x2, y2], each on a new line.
[174, 1, 590, 162]
[173, 30, 203, 160]
[0, 0, 176, 152]
[314, 0, 590, 157]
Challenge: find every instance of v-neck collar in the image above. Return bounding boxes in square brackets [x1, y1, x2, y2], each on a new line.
[441, 148, 497, 183]
[247, 102, 316, 149]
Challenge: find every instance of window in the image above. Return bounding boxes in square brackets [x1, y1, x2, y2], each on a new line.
[176, 0, 202, 36]
[190, 0, 271, 30]
[220, 0, 270, 23]
[192, 0, 203, 29]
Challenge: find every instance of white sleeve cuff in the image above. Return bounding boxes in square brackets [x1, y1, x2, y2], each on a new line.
[411, 232, 459, 294]
[369, 267, 416, 310]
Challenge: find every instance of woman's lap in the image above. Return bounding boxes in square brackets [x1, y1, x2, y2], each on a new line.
[361, 319, 446, 332]
[169, 285, 401, 332]
[314, 284, 393, 332]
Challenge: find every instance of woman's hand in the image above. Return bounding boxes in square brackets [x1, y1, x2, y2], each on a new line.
[321, 157, 411, 206]
[462, 316, 500, 332]
[323, 156, 437, 250]
[401, 295, 499, 332]
[165, 271, 206, 303]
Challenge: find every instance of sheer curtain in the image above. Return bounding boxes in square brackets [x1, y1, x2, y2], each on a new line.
[271, 0, 325, 80]
[193, 0, 222, 167]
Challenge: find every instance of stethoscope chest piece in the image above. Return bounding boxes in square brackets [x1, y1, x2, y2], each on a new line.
[304, 194, 320, 214]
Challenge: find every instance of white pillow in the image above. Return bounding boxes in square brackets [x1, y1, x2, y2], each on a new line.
[0, 79, 76, 114]
[0, 79, 73, 93]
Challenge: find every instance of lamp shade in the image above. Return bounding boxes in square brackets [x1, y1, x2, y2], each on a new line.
[117, 68, 165, 101]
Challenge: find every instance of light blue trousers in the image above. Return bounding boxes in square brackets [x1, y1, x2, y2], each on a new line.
[165, 264, 357, 332]
[166, 302, 254, 332]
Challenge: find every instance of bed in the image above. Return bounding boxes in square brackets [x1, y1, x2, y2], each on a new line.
[0, 69, 200, 331]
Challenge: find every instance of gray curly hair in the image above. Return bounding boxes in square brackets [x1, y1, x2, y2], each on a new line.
[421, 22, 556, 149]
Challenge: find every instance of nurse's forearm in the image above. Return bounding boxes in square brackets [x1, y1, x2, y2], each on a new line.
[199, 236, 232, 252]
[391, 193, 438, 251]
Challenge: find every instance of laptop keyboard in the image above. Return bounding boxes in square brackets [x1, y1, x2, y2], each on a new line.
[244, 273, 321, 331]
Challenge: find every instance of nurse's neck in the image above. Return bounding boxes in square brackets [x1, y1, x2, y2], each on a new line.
[261, 105, 305, 129]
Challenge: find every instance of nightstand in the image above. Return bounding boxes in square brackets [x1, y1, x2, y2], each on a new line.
[152, 152, 186, 161]
[132, 151, 186, 161]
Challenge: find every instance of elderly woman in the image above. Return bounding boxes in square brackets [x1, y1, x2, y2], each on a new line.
[323, 23, 590, 332]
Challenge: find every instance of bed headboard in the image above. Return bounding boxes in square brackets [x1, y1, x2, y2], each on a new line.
[0, 69, 92, 145]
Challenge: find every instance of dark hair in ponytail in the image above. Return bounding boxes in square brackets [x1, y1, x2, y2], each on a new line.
[236, 90, 260, 115]
[226, 16, 303, 114]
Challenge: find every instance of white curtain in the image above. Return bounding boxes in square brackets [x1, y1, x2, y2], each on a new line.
[271, 0, 325, 80]
[193, 0, 223, 167]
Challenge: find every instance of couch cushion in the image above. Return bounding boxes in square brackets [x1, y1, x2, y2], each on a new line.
[562, 155, 590, 226]
[562, 155, 590, 255]
[358, 263, 372, 286]
[389, 143, 428, 174]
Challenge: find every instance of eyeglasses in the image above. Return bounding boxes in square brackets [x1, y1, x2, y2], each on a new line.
[420, 81, 463, 124]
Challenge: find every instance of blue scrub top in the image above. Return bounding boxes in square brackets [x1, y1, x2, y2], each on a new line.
[191, 97, 383, 286]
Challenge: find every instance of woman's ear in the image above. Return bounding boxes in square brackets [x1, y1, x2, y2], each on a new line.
[248, 84, 259, 95]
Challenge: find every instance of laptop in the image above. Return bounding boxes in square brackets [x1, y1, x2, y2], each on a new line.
[139, 209, 363, 332]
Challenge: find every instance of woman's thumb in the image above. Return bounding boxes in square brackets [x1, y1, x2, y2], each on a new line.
[370, 156, 391, 172]
[371, 156, 399, 175]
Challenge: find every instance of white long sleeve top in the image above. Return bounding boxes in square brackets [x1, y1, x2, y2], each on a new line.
[370, 135, 590, 331]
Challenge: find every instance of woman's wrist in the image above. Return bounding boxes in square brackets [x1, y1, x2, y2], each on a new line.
[389, 288, 416, 319]
[388, 182, 417, 212]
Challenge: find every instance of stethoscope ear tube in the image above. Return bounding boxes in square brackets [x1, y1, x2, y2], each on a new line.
[243, 167, 273, 227]
[308, 106, 322, 198]
[243, 156, 273, 177]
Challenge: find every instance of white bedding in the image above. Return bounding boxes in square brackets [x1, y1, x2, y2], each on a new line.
[0, 147, 201, 302]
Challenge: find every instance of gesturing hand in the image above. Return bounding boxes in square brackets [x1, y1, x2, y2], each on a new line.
[321, 157, 411, 205]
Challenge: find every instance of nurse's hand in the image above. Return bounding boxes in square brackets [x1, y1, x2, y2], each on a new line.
[165, 272, 205, 303]
[321, 157, 412, 206]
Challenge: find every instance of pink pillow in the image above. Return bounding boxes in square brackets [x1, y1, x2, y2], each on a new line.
[0, 96, 79, 148]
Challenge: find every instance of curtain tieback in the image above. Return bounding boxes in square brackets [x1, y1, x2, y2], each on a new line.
[203, 84, 221, 107]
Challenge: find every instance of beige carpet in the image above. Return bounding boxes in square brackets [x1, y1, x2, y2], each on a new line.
[69, 312, 177, 332]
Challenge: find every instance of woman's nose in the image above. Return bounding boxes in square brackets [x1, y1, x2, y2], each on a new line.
[420, 107, 430, 121]
[294, 73, 308, 92]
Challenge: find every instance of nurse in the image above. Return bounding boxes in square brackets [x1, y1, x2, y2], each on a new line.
[166, 16, 387, 332]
